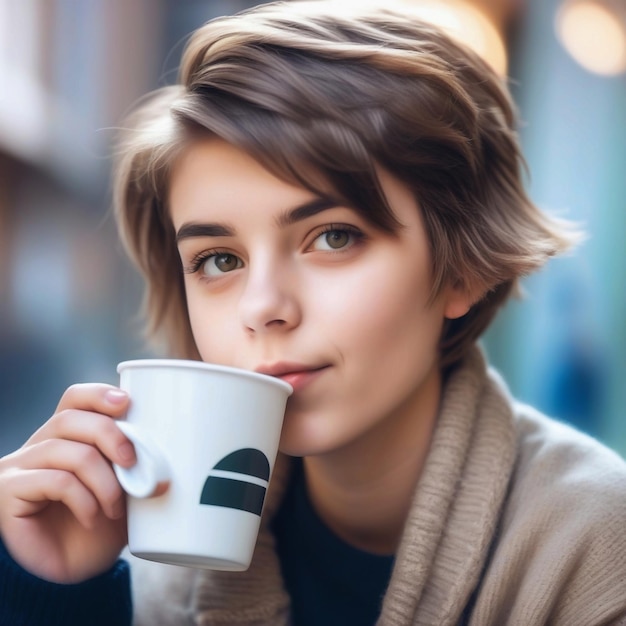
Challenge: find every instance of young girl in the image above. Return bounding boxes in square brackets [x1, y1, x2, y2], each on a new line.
[1, 2, 625, 624]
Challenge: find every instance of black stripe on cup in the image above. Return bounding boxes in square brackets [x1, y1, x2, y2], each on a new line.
[200, 449, 270, 516]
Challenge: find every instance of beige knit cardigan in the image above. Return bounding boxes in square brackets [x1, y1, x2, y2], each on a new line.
[129, 348, 626, 625]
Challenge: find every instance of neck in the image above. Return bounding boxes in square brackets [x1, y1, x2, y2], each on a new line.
[303, 364, 441, 555]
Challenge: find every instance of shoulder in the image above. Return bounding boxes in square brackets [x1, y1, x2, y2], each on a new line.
[484, 364, 626, 527]
[507, 402, 626, 568]
[512, 402, 626, 516]
[479, 402, 626, 624]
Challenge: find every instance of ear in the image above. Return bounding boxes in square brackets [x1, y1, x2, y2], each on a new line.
[441, 283, 482, 320]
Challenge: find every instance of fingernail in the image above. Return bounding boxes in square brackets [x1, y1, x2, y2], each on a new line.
[106, 389, 128, 405]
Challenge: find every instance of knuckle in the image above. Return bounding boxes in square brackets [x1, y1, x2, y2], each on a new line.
[50, 409, 74, 430]
[75, 444, 102, 468]
[61, 383, 88, 401]
[0, 451, 16, 472]
[57, 382, 107, 412]
[51, 470, 76, 492]
[51, 409, 109, 437]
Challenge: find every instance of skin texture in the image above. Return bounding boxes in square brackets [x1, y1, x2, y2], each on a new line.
[172, 138, 472, 553]
[0, 137, 472, 583]
[0, 385, 136, 582]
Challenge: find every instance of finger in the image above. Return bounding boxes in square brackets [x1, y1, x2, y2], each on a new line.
[7, 468, 101, 530]
[26, 410, 136, 469]
[55, 383, 129, 416]
[152, 481, 170, 498]
[15, 439, 126, 520]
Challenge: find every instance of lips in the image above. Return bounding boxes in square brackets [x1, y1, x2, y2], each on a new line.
[255, 362, 330, 391]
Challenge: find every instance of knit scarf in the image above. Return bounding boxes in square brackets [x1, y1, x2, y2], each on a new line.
[130, 347, 517, 625]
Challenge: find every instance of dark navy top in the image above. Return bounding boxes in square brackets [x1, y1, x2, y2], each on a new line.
[0, 460, 394, 626]
[272, 460, 395, 626]
[0, 537, 132, 626]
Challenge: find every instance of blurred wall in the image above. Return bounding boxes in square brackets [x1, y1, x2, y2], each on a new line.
[0, 0, 167, 453]
[1, 0, 624, 457]
[483, 0, 626, 456]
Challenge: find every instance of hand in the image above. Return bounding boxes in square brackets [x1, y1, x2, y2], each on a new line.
[0, 384, 137, 583]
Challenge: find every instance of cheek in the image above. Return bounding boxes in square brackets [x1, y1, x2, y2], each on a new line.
[185, 290, 236, 363]
[318, 260, 445, 374]
[315, 256, 435, 333]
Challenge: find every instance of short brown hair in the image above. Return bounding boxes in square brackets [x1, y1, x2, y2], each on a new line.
[114, 0, 579, 367]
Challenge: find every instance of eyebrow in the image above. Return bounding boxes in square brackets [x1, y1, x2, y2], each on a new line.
[176, 222, 233, 242]
[175, 196, 338, 244]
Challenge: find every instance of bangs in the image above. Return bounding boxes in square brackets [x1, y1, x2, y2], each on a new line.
[171, 90, 402, 235]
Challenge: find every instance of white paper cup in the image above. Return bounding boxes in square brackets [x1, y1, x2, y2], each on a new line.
[113, 359, 292, 571]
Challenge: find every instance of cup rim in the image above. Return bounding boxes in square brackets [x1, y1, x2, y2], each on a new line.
[117, 359, 293, 395]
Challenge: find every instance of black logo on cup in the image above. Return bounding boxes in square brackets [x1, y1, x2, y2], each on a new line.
[200, 448, 270, 516]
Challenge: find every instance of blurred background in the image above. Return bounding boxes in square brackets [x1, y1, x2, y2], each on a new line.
[1, 0, 625, 456]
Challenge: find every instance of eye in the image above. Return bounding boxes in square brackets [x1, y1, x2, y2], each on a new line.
[199, 253, 243, 277]
[310, 226, 363, 252]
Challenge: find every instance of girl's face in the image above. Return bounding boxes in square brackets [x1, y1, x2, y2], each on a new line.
[170, 138, 470, 458]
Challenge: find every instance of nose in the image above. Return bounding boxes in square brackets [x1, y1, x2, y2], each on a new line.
[238, 258, 302, 334]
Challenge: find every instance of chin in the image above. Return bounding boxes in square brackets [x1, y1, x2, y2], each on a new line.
[278, 417, 352, 459]
[277, 413, 330, 457]
[278, 434, 326, 458]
